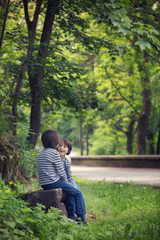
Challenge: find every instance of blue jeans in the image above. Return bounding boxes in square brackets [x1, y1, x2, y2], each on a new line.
[65, 184, 86, 219]
[42, 179, 86, 221]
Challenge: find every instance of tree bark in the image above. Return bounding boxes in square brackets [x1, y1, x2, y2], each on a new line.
[0, 0, 10, 50]
[137, 53, 151, 155]
[147, 132, 155, 154]
[79, 115, 83, 155]
[126, 112, 135, 154]
[0, 136, 19, 183]
[114, 111, 135, 154]
[86, 123, 90, 155]
[12, 0, 42, 135]
[156, 130, 160, 154]
[27, 0, 59, 147]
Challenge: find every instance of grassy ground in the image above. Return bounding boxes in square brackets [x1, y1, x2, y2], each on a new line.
[0, 178, 159, 240]
[74, 177, 160, 240]
[31, 177, 160, 239]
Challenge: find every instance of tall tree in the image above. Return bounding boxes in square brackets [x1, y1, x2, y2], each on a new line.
[10, 0, 102, 147]
[1, 0, 160, 154]
[27, 0, 59, 147]
[136, 52, 151, 154]
[89, 0, 160, 154]
[12, 0, 42, 136]
[0, 0, 10, 50]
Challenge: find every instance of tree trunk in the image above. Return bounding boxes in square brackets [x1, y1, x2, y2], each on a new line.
[12, 0, 42, 135]
[126, 112, 135, 154]
[0, 0, 10, 50]
[147, 132, 154, 154]
[156, 130, 160, 154]
[27, 0, 59, 147]
[79, 115, 83, 155]
[137, 53, 151, 155]
[86, 124, 90, 155]
[0, 136, 19, 183]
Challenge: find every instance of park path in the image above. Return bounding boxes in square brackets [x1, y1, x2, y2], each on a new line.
[71, 165, 160, 187]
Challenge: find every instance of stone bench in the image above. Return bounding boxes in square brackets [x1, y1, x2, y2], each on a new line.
[22, 188, 68, 216]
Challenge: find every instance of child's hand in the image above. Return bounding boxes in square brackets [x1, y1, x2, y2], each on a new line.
[74, 184, 78, 188]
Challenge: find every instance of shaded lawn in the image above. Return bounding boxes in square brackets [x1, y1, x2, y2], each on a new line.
[1, 178, 159, 240]
[74, 177, 160, 240]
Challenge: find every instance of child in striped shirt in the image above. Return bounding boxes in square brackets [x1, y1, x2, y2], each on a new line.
[57, 138, 76, 187]
[57, 138, 86, 221]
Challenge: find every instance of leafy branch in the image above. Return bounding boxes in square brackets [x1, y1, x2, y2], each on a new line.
[105, 67, 139, 115]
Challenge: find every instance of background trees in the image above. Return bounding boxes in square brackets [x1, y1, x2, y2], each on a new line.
[0, 0, 160, 157]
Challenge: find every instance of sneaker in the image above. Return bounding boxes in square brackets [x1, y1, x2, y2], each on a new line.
[83, 220, 88, 225]
[68, 214, 79, 222]
[68, 215, 88, 225]
[76, 215, 87, 225]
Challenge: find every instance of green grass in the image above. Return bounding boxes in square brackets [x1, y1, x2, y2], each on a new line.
[74, 177, 160, 240]
[0, 178, 160, 240]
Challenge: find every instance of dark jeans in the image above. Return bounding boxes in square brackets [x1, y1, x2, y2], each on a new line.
[42, 179, 86, 221]
[65, 184, 86, 219]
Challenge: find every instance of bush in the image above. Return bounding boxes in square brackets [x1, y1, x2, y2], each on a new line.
[0, 180, 90, 240]
[18, 147, 39, 178]
[15, 122, 40, 178]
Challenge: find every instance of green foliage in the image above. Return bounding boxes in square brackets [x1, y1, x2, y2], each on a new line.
[89, 124, 127, 155]
[1, 178, 159, 240]
[18, 147, 39, 178]
[42, 52, 80, 110]
[57, 112, 80, 147]
[0, 110, 9, 136]
[15, 122, 40, 177]
[0, 89, 6, 98]
[0, 180, 90, 240]
[135, 40, 151, 50]
[1, 0, 160, 154]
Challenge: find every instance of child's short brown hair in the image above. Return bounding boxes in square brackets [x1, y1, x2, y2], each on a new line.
[41, 129, 59, 149]
[59, 138, 72, 155]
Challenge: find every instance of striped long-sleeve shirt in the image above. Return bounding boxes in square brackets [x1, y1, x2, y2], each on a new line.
[37, 148, 67, 186]
[61, 157, 75, 186]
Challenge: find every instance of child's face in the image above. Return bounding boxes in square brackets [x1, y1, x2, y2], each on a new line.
[57, 141, 69, 159]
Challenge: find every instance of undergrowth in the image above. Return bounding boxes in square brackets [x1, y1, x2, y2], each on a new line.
[0, 178, 160, 240]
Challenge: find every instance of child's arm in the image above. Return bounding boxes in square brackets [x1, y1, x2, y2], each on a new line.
[65, 158, 76, 186]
